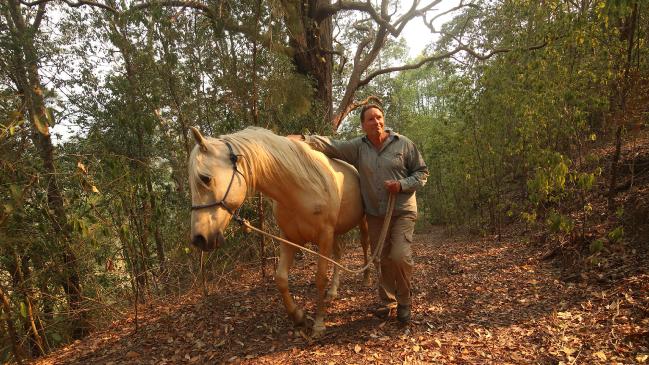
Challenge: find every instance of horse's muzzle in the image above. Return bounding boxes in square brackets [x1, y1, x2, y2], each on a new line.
[191, 231, 226, 251]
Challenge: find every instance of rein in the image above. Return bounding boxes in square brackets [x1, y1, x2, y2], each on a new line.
[190, 141, 396, 274]
[240, 193, 396, 274]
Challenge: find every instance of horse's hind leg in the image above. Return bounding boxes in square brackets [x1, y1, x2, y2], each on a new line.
[313, 231, 334, 337]
[326, 237, 343, 301]
[360, 217, 372, 286]
[275, 242, 304, 326]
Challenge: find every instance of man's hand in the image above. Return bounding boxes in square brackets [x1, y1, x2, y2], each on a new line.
[287, 134, 304, 141]
[384, 180, 401, 194]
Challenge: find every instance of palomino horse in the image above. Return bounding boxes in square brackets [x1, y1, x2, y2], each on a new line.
[188, 126, 370, 336]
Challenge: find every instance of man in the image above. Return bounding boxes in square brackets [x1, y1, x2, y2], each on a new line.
[288, 104, 428, 323]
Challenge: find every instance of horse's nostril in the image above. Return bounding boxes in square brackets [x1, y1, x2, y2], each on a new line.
[191, 234, 207, 250]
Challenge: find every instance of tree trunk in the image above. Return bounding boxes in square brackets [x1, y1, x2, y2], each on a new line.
[5, 0, 89, 339]
[286, 0, 333, 123]
[608, 1, 639, 210]
[0, 284, 25, 364]
[7, 251, 46, 357]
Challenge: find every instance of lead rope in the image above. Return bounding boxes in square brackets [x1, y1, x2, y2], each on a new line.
[239, 192, 396, 274]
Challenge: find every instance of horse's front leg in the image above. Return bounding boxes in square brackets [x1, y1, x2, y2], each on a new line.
[275, 242, 304, 326]
[313, 231, 334, 337]
[326, 237, 343, 301]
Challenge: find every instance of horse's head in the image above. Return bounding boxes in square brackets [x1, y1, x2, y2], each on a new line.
[188, 127, 247, 251]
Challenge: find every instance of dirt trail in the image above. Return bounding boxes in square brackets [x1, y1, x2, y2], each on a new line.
[35, 227, 648, 364]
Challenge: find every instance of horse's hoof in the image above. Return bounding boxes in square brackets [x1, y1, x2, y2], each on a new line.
[311, 324, 326, 338]
[325, 290, 338, 301]
[291, 308, 305, 326]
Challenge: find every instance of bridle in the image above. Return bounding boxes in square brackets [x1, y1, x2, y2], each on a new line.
[190, 141, 246, 223]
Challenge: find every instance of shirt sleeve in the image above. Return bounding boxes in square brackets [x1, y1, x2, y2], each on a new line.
[303, 135, 360, 165]
[398, 141, 429, 193]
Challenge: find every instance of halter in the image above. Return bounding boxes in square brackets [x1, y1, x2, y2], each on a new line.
[190, 141, 246, 223]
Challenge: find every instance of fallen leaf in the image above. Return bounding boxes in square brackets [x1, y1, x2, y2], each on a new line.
[593, 351, 606, 361]
[354, 344, 362, 353]
[637, 354, 648, 363]
[413, 345, 420, 352]
[562, 347, 576, 356]
[125, 351, 140, 358]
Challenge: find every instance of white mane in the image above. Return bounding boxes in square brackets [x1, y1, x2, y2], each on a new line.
[189, 127, 332, 196]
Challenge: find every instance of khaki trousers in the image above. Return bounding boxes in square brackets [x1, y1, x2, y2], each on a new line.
[366, 212, 416, 306]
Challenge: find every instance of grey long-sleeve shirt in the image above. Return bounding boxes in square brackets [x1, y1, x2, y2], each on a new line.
[304, 130, 428, 216]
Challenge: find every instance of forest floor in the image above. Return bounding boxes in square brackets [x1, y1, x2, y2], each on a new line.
[33, 224, 648, 365]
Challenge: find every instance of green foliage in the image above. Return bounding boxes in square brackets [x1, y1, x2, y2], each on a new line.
[546, 210, 575, 234]
[527, 154, 571, 205]
[607, 226, 624, 243]
[590, 238, 606, 253]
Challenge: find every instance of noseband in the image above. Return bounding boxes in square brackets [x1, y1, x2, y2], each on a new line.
[190, 141, 245, 223]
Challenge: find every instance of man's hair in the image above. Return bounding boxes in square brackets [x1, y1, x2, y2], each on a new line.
[359, 104, 384, 123]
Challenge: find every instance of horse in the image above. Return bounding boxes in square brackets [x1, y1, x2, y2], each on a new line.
[188, 126, 371, 336]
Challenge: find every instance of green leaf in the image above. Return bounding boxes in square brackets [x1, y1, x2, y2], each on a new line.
[9, 185, 21, 200]
[577, 173, 595, 190]
[590, 239, 605, 253]
[608, 226, 624, 242]
[51, 332, 63, 343]
[615, 207, 624, 218]
[19, 302, 27, 318]
[46, 107, 57, 126]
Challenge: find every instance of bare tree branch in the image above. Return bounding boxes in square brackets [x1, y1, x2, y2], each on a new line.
[31, 2, 46, 29]
[20, 0, 119, 13]
[19, 0, 54, 6]
[357, 39, 550, 89]
[62, 0, 118, 13]
[424, 0, 479, 32]
[315, 0, 442, 37]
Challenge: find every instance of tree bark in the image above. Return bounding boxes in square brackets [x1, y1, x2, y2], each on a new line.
[285, 0, 333, 123]
[0, 284, 25, 364]
[5, 0, 89, 339]
[608, 1, 639, 210]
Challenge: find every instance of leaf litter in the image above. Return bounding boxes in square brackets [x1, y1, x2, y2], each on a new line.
[33, 226, 647, 364]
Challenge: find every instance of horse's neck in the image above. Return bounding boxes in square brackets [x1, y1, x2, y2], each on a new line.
[253, 163, 299, 204]
[248, 147, 316, 205]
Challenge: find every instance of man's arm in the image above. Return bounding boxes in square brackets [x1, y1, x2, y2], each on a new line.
[288, 134, 360, 164]
[398, 142, 429, 193]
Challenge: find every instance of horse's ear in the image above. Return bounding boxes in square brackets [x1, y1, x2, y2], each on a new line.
[190, 126, 208, 152]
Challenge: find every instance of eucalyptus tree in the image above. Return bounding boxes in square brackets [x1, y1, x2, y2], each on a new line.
[1, 0, 90, 342]
[48, 0, 538, 131]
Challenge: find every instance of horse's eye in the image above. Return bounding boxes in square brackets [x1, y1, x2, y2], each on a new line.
[199, 175, 211, 185]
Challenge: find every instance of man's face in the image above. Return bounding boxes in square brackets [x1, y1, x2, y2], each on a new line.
[361, 107, 385, 139]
